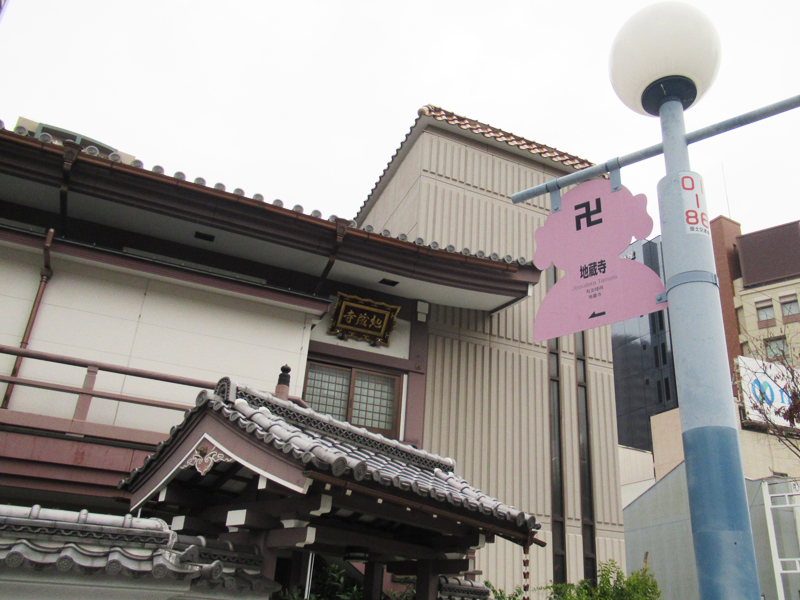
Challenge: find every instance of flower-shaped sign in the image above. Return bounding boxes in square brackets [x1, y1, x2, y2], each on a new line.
[533, 179, 667, 342]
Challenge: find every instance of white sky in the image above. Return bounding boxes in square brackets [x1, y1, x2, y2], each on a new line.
[1, 1, 798, 237]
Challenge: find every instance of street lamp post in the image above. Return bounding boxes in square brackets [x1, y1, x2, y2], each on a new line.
[510, 3, 800, 596]
[609, 4, 759, 599]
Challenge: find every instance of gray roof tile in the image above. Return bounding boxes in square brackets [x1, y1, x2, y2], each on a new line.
[121, 377, 541, 536]
[0, 503, 278, 596]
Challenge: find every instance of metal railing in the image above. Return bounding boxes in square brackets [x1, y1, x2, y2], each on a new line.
[0, 344, 215, 421]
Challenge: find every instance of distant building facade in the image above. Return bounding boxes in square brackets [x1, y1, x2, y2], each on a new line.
[625, 216, 800, 600]
[610, 237, 677, 452]
[711, 217, 800, 368]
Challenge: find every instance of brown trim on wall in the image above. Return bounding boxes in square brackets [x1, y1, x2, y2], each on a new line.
[0, 473, 132, 500]
[0, 408, 167, 446]
[403, 316, 429, 448]
[308, 341, 423, 374]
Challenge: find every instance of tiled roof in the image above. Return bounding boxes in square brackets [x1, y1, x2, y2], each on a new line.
[121, 377, 541, 536]
[2, 119, 536, 269]
[419, 106, 594, 170]
[0, 503, 277, 596]
[357, 105, 594, 222]
[439, 576, 491, 600]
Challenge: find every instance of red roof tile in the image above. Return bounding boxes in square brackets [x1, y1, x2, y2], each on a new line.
[357, 105, 594, 222]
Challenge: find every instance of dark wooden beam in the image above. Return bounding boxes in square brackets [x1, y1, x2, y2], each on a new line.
[307, 471, 530, 544]
[330, 490, 470, 537]
[364, 561, 385, 600]
[312, 526, 444, 560]
[157, 484, 217, 508]
[170, 515, 226, 536]
[387, 559, 470, 576]
[416, 560, 438, 600]
[265, 527, 317, 549]
[226, 508, 282, 530]
[428, 534, 487, 552]
[261, 494, 333, 518]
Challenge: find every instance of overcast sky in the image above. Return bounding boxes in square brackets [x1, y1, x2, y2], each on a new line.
[1, 1, 798, 237]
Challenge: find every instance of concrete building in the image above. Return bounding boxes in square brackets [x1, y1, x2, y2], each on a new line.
[610, 237, 677, 452]
[0, 107, 626, 593]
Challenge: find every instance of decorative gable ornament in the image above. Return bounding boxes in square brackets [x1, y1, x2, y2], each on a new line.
[181, 441, 234, 476]
[327, 293, 401, 346]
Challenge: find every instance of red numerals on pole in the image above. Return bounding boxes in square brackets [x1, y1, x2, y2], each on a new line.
[681, 175, 708, 230]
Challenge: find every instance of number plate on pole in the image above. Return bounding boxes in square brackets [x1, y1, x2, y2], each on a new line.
[679, 172, 710, 236]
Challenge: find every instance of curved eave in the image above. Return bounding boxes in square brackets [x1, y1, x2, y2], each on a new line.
[0, 132, 538, 312]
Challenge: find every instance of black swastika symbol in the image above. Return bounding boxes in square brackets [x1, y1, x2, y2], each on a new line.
[575, 197, 603, 231]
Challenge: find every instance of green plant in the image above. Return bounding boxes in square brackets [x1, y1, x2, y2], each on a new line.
[316, 564, 363, 600]
[276, 562, 363, 600]
[484, 581, 524, 600]
[537, 560, 660, 600]
[385, 581, 415, 600]
[277, 587, 319, 600]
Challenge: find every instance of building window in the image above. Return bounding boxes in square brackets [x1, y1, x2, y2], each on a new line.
[757, 300, 776, 329]
[765, 337, 790, 362]
[549, 336, 566, 584]
[781, 296, 800, 324]
[304, 362, 401, 437]
[575, 331, 596, 583]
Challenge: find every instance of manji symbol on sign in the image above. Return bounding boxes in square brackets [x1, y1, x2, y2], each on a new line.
[532, 179, 667, 342]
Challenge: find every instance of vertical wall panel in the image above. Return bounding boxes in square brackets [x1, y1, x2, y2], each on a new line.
[596, 534, 626, 573]
[566, 531, 584, 584]
[374, 127, 625, 589]
[589, 369, 623, 528]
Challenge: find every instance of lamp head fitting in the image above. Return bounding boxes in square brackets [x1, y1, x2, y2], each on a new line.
[641, 75, 698, 116]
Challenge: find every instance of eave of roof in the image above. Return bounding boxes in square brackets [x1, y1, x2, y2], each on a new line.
[0, 130, 538, 311]
[355, 105, 595, 224]
[120, 377, 541, 545]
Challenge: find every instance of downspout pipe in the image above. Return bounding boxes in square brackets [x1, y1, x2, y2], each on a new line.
[2, 229, 55, 409]
[313, 218, 350, 296]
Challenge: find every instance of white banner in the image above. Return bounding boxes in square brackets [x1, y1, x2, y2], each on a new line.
[736, 355, 796, 428]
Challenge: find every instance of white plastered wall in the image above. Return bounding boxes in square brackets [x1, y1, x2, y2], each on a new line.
[0, 242, 314, 434]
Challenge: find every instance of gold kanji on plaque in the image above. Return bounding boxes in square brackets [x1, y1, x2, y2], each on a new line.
[327, 293, 401, 346]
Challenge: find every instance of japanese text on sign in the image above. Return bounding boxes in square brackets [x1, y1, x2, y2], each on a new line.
[327, 293, 401, 346]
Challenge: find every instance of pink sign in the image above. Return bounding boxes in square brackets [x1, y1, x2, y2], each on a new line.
[533, 179, 667, 342]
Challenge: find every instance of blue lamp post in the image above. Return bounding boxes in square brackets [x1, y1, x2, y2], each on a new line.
[608, 4, 759, 599]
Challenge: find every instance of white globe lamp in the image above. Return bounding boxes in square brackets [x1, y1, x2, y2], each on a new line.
[609, 2, 721, 116]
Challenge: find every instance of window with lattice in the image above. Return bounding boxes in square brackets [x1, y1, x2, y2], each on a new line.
[303, 361, 401, 438]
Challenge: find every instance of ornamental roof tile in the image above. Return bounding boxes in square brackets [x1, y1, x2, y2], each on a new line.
[419, 106, 594, 170]
[439, 576, 491, 600]
[357, 105, 594, 222]
[121, 377, 540, 537]
[0, 503, 277, 596]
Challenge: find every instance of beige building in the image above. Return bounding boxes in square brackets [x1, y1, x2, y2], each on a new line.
[358, 106, 624, 588]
